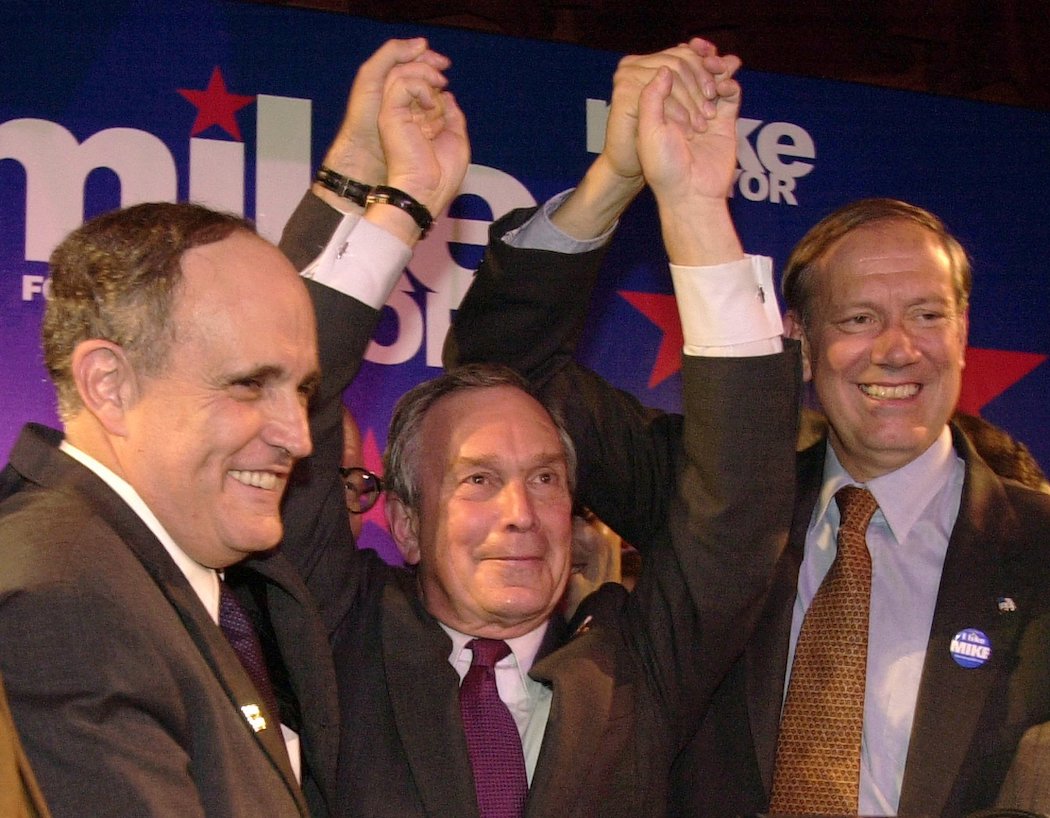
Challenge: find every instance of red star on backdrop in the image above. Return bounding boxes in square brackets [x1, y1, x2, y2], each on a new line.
[619, 291, 1047, 410]
[958, 347, 1047, 414]
[360, 426, 388, 533]
[618, 291, 683, 388]
[177, 67, 255, 140]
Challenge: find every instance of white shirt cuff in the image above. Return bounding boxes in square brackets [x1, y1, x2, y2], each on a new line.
[670, 255, 784, 357]
[301, 213, 412, 310]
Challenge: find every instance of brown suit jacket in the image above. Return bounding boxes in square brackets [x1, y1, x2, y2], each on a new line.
[0, 673, 50, 818]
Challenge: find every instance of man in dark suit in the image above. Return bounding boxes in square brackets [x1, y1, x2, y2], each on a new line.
[0, 201, 338, 817]
[278, 42, 802, 817]
[446, 38, 1050, 818]
[0, 36, 472, 817]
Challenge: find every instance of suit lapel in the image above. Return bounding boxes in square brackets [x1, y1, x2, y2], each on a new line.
[382, 584, 480, 818]
[527, 628, 621, 818]
[898, 432, 1025, 816]
[120, 530, 307, 812]
[229, 556, 339, 811]
[746, 438, 824, 792]
[13, 426, 307, 813]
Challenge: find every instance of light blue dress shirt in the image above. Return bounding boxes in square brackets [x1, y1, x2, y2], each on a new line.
[789, 428, 964, 814]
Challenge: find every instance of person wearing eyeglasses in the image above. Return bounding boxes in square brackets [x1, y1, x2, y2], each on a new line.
[340, 406, 383, 540]
[275, 38, 803, 818]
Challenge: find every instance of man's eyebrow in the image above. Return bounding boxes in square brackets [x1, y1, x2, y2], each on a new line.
[224, 364, 285, 384]
[300, 369, 322, 398]
[223, 364, 319, 390]
[453, 452, 567, 470]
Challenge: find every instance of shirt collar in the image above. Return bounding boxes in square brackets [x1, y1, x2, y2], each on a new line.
[818, 425, 958, 542]
[58, 440, 221, 622]
[441, 620, 549, 682]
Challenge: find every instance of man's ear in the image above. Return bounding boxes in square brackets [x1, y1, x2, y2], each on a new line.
[783, 310, 813, 383]
[387, 495, 421, 566]
[70, 340, 137, 436]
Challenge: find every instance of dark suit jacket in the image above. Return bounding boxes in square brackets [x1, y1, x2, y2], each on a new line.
[0, 433, 339, 815]
[996, 719, 1050, 813]
[676, 429, 1050, 818]
[277, 195, 800, 818]
[0, 672, 50, 818]
[447, 208, 1050, 818]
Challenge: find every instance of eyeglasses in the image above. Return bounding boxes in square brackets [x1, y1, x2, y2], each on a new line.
[339, 467, 383, 514]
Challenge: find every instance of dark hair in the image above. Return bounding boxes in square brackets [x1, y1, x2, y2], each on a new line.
[43, 202, 255, 418]
[384, 363, 578, 513]
[953, 412, 1049, 492]
[781, 198, 972, 327]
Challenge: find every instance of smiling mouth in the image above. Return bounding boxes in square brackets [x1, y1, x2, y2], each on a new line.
[228, 469, 279, 490]
[859, 383, 920, 400]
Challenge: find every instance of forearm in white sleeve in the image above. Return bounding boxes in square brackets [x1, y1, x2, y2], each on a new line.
[301, 211, 413, 310]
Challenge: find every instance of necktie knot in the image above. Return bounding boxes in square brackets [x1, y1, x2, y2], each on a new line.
[468, 638, 511, 670]
[835, 485, 879, 535]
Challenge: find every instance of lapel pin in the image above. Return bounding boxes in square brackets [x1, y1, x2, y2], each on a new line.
[572, 614, 594, 637]
[949, 628, 992, 669]
[240, 704, 268, 732]
[996, 597, 1017, 613]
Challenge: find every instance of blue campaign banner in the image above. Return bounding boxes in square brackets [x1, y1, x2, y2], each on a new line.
[2, 0, 1048, 561]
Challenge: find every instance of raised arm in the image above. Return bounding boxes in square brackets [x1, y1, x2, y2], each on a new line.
[446, 42, 740, 548]
[616, 57, 797, 736]
[278, 41, 469, 615]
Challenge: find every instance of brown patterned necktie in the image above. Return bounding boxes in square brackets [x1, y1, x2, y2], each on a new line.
[770, 485, 879, 814]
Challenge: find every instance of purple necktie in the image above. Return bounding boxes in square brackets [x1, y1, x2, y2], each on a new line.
[218, 579, 282, 732]
[459, 638, 528, 818]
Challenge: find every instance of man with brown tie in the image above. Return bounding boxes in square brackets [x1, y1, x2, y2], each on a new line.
[446, 38, 1050, 818]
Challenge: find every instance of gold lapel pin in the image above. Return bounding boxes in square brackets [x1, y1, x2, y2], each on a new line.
[240, 704, 267, 732]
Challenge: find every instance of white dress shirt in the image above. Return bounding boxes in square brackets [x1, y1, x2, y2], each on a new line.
[58, 440, 306, 779]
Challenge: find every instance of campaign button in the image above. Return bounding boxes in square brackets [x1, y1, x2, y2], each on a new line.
[949, 628, 992, 668]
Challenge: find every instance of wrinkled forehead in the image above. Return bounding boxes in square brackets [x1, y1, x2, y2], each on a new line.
[814, 221, 960, 302]
[424, 385, 565, 464]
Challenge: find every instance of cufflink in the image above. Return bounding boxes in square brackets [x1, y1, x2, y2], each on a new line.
[572, 614, 594, 637]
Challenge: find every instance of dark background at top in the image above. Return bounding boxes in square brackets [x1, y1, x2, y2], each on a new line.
[252, 0, 1050, 111]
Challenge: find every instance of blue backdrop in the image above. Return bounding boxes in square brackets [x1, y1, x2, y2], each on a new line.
[1, 0, 1047, 560]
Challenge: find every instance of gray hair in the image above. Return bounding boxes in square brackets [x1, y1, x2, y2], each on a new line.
[384, 363, 577, 513]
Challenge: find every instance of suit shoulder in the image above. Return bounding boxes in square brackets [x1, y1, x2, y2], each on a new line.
[0, 484, 138, 589]
[1003, 478, 1050, 534]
